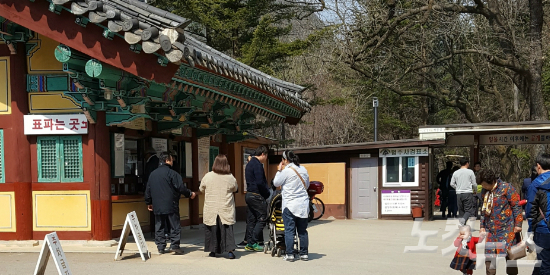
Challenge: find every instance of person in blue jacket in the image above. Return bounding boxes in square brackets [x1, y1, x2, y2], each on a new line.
[244, 146, 270, 252]
[527, 153, 550, 275]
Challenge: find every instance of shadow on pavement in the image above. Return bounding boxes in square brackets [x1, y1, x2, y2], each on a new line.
[180, 246, 203, 254]
[307, 253, 326, 261]
[307, 220, 333, 228]
[119, 253, 143, 261]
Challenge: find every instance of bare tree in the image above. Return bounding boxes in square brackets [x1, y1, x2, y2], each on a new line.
[325, 0, 546, 123]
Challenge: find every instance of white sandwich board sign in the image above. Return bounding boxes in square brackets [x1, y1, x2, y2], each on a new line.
[115, 211, 150, 261]
[34, 232, 72, 275]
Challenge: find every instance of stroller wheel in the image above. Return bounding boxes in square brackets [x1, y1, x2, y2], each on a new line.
[277, 249, 283, 257]
[271, 248, 277, 257]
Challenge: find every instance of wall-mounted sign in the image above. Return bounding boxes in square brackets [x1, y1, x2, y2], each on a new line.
[112, 133, 125, 178]
[151, 138, 167, 153]
[185, 142, 193, 178]
[198, 137, 210, 181]
[381, 190, 411, 215]
[359, 154, 371, 158]
[479, 133, 550, 145]
[418, 127, 445, 133]
[379, 147, 428, 157]
[24, 114, 88, 135]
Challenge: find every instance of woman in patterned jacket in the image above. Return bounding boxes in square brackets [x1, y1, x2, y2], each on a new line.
[479, 169, 523, 275]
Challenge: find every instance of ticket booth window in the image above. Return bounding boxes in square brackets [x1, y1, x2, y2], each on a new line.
[382, 156, 418, 187]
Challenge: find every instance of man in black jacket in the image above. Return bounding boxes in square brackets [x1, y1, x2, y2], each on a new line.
[244, 146, 270, 252]
[145, 151, 196, 255]
[436, 161, 453, 218]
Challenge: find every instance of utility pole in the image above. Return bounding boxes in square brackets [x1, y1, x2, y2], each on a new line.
[373, 97, 379, 142]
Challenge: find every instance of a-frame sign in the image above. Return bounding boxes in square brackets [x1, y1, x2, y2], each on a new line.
[115, 211, 150, 261]
[34, 232, 72, 275]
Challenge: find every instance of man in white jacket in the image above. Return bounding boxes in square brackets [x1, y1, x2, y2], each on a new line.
[273, 150, 310, 262]
[450, 158, 477, 226]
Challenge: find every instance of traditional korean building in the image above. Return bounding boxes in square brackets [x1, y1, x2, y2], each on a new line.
[0, 0, 309, 241]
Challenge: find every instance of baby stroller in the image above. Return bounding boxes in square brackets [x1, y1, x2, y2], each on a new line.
[263, 187, 298, 257]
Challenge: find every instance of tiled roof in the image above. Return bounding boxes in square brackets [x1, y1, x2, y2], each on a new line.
[52, 0, 310, 112]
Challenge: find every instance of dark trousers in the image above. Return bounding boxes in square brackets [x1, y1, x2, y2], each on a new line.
[533, 233, 550, 275]
[440, 192, 449, 215]
[282, 208, 308, 255]
[154, 212, 181, 250]
[457, 193, 476, 224]
[245, 193, 267, 245]
[448, 190, 458, 217]
[244, 208, 257, 242]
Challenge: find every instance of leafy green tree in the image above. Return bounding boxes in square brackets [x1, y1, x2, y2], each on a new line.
[150, 0, 325, 72]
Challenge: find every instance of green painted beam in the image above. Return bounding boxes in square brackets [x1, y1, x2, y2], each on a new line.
[105, 112, 150, 126]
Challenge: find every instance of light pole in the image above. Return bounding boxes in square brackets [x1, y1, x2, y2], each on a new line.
[373, 97, 379, 142]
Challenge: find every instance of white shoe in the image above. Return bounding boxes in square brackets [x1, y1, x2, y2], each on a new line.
[283, 254, 294, 262]
[300, 255, 308, 261]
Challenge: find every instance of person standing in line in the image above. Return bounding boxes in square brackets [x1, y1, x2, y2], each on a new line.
[523, 165, 538, 201]
[437, 161, 454, 219]
[527, 153, 550, 275]
[450, 158, 477, 226]
[244, 146, 270, 252]
[448, 166, 460, 218]
[200, 155, 238, 259]
[237, 152, 255, 248]
[145, 151, 196, 255]
[479, 170, 522, 275]
[273, 150, 310, 262]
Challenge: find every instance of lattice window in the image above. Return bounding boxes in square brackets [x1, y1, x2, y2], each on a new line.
[0, 130, 4, 183]
[61, 136, 83, 182]
[37, 137, 60, 182]
[37, 136, 82, 183]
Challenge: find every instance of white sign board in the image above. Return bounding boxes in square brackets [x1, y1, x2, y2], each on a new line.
[115, 211, 150, 261]
[359, 154, 371, 158]
[34, 232, 72, 275]
[379, 147, 428, 157]
[479, 133, 550, 145]
[24, 114, 88, 135]
[151, 138, 167, 153]
[198, 137, 210, 181]
[381, 190, 411, 215]
[113, 133, 125, 177]
[185, 142, 193, 178]
[418, 127, 445, 133]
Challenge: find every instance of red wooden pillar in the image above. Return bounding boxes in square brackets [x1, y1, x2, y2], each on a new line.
[0, 43, 33, 240]
[90, 112, 112, 240]
[190, 128, 200, 225]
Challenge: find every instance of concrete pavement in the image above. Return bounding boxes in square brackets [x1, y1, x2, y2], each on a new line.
[0, 219, 539, 274]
